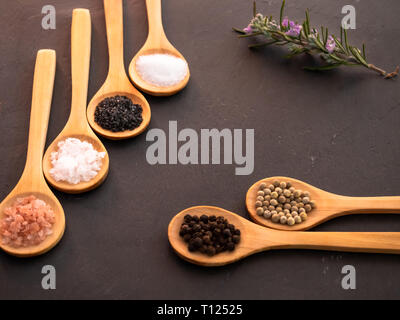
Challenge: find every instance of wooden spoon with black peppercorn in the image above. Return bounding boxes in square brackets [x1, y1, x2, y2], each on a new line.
[246, 177, 400, 231]
[43, 9, 109, 194]
[168, 206, 400, 267]
[86, 0, 151, 140]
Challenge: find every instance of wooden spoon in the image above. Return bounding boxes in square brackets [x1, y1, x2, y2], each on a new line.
[246, 176, 400, 231]
[43, 9, 109, 193]
[87, 0, 151, 140]
[128, 0, 190, 96]
[168, 206, 400, 266]
[0, 50, 65, 257]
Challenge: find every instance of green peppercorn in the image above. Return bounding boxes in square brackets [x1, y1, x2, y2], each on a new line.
[283, 189, 291, 197]
[257, 191, 265, 196]
[255, 201, 262, 207]
[279, 181, 287, 189]
[263, 189, 271, 195]
[280, 216, 287, 224]
[273, 180, 280, 187]
[256, 196, 264, 202]
[294, 216, 302, 224]
[290, 200, 297, 206]
[278, 195, 286, 203]
[283, 209, 290, 215]
[298, 202, 304, 208]
[270, 199, 278, 206]
[291, 206, 298, 212]
[291, 210, 298, 216]
[299, 208, 306, 214]
[263, 211, 272, 219]
[278, 211, 285, 217]
[302, 197, 310, 204]
[264, 195, 271, 201]
[271, 191, 278, 199]
[294, 190, 302, 198]
[263, 200, 269, 206]
[276, 206, 283, 213]
[284, 203, 291, 210]
[300, 212, 308, 221]
[271, 213, 280, 222]
[289, 187, 295, 193]
[268, 184, 275, 191]
[310, 200, 316, 208]
[259, 182, 267, 189]
[256, 207, 264, 216]
[304, 204, 312, 212]
[287, 217, 295, 226]
[275, 187, 282, 194]
[286, 182, 292, 188]
[268, 205, 275, 211]
[303, 191, 310, 197]
[286, 213, 292, 219]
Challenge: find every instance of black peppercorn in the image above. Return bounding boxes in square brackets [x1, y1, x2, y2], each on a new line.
[94, 95, 143, 132]
[179, 214, 241, 256]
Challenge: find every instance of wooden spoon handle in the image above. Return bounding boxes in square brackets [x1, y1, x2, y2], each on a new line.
[104, 0, 125, 76]
[145, 0, 166, 41]
[339, 196, 400, 213]
[69, 9, 91, 129]
[275, 231, 400, 254]
[23, 50, 56, 180]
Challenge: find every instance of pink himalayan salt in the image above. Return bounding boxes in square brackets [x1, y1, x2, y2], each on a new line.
[0, 195, 55, 248]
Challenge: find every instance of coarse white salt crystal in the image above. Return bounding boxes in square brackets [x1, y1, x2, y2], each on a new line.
[50, 138, 106, 184]
[136, 53, 188, 87]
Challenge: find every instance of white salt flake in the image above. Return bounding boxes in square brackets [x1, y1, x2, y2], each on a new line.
[50, 138, 106, 184]
[136, 53, 188, 87]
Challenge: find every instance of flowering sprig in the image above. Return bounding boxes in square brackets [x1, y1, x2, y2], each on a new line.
[234, 1, 399, 79]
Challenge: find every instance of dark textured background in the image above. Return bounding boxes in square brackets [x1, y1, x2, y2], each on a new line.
[0, 0, 399, 299]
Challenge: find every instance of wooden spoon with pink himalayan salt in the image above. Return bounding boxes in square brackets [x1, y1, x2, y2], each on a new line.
[0, 50, 65, 257]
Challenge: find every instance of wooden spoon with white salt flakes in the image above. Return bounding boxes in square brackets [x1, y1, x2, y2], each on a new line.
[43, 9, 109, 194]
[0, 50, 65, 257]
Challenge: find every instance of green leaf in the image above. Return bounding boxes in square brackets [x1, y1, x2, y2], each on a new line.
[343, 28, 349, 53]
[238, 32, 262, 38]
[253, 1, 256, 17]
[362, 43, 366, 60]
[332, 35, 346, 53]
[248, 40, 279, 48]
[280, 0, 286, 29]
[232, 27, 246, 34]
[305, 9, 311, 34]
[304, 63, 344, 71]
[350, 46, 368, 67]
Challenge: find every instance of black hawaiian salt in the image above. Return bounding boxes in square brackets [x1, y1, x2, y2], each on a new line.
[179, 214, 241, 256]
[94, 95, 143, 132]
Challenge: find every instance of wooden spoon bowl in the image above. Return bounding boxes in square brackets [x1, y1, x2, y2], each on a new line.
[128, 0, 190, 96]
[87, 0, 151, 140]
[168, 206, 400, 267]
[43, 132, 109, 193]
[246, 176, 400, 231]
[43, 9, 109, 193]
[0, 50, 65, 257]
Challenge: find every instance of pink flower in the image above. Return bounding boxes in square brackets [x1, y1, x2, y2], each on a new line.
[243, 24, 253, 34]
[326, 35, 336, 53]
[285, 24, 302, 37]
[282, 17, 289, 28]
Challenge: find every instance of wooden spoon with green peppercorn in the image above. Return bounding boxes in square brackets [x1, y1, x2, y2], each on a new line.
[168, 206, 400, 267]
[86, 0, 151, 140]
[246, 177, 400, 231]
